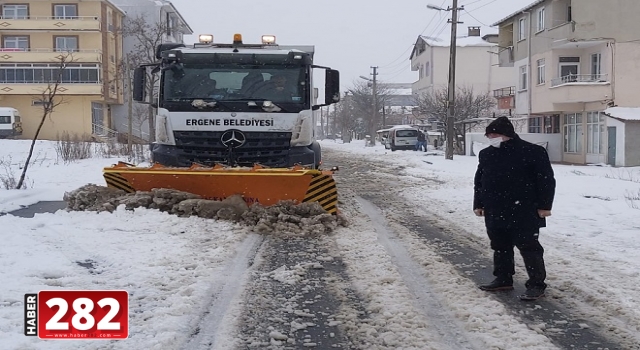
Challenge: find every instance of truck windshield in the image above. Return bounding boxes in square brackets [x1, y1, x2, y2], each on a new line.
[161, 64, 308, 111]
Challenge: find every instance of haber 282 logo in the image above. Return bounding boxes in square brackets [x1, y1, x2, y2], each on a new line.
[24, 290, 129, 339]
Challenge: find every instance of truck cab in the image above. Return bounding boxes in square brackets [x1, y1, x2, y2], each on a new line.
[133, 34, 340, 169]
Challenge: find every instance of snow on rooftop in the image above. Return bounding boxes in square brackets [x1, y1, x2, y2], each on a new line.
[421, 35, 495, 47]
[604, 107, 640, 121]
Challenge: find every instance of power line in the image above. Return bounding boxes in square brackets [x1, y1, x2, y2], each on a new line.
[462, 8, 490, 26]
[465, 0, 500, 13]
[380, 0, 448, 68]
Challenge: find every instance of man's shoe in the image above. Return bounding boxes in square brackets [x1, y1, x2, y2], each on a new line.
[519, 286, 546, 301]
[478, 278, 514, 291]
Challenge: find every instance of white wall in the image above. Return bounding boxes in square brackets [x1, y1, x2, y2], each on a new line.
[606, 117, 626, 167]
[465, 132, 562, 162]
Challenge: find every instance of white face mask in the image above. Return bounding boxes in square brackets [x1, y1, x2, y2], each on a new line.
[488, 137, 504, 148]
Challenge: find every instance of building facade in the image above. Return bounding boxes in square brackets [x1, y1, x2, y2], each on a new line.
[110, 0, 192, 141]
[493, 0, 640, 166]
[410, 27, 516, 108]
[0, 0, 124, 140]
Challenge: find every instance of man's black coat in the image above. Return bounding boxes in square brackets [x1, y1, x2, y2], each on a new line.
[473, 137, 556, 232]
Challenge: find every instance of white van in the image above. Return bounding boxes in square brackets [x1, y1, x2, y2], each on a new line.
[0, 107, 23, 138]
[385, 126, 419, 151]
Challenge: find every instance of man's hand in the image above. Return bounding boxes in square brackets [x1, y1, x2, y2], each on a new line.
[474, 209, 484, 217]
[538, 209, 552, 218]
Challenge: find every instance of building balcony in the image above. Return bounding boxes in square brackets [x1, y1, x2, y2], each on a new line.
[497, 46, 514, 67]
[549, 74, 611, 104]
[493, 86, 515, 98]
[0, 83, 103, 95]
[0, 16, 101, 31]
[0, 49, 102, 63]
[550, 74, 609, 87]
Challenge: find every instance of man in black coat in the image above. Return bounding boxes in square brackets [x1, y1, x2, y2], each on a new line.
[473, 116, 556, 301]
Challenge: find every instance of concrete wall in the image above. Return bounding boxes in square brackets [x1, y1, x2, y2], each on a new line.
[465, 132, 562, 162]
[5, 95, 102, 140]
[412, 41, 515, 96]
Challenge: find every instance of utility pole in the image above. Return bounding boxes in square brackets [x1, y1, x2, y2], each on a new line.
[428, 1, 462, 159]
[126, 54, 133, 153]
[370, 66, 378, 146]
[445, 0, 462, 159]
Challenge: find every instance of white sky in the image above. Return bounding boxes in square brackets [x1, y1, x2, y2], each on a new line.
[168, 0, 535, 89]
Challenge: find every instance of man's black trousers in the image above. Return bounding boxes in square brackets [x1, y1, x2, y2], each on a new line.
[487, 228, 547, 289]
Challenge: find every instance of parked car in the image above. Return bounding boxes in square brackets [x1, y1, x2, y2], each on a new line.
[384, 127, 419, 151]
[0, 107, 22, 139]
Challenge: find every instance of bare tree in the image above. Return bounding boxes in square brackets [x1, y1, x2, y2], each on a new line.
[346, 80, 393, 146]
[415, 86, 496, 152]
[121, 14, 175, 142]
[16, 53, 73, 189]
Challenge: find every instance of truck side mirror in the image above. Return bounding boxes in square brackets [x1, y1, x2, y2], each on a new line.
[133, 67, 146, 102]
[325, 69, 340, 105]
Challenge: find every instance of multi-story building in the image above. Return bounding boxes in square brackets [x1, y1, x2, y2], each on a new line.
[410, 26, 516, 105]
[110, 0, 192, 141]
[493, 0, 640, 166]
[0, 0, 125, 140]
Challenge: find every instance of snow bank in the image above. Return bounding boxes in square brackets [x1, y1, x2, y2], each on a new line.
[63, 184, 348, 236]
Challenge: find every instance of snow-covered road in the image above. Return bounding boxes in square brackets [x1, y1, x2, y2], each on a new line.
[1, 139, 637, 349]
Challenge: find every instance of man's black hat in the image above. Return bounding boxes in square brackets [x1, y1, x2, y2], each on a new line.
[485, 116, 517, 138]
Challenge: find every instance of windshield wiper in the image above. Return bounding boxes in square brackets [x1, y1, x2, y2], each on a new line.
[223, 98, 294, 113]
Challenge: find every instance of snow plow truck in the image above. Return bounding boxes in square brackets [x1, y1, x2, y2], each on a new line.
[103, 34, 341, 214]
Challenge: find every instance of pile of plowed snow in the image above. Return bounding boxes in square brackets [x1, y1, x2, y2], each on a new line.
[63, 184, 347, 236]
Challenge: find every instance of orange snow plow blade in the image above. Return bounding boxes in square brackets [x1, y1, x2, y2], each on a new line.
[102, 162, 339, 214]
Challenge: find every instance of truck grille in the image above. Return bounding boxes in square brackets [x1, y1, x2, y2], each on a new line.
[173, 131, 292, 167]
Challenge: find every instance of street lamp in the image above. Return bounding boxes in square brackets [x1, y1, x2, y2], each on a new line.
[426, 4, 445, 11]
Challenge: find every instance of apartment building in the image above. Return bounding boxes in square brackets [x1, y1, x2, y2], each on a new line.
[493, 0, 640, 166]
[110, 0, 192, 141]
[410, 27, 516, 105]
[0, 0, 124, 140]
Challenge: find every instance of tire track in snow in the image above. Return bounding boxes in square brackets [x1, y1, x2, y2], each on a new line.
[236, 236, 362, 349]
[182, 233, 264, 350]
[355, 196, 484, 350]
[325, 147, 627, 350]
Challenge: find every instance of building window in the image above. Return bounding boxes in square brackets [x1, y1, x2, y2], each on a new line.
[425, 62, 430, 77]
[559, 56, 580, 83]
[518, 17, 526, 40]
[564, 113, 583, 153]
[2, 4, 28, 19]
[54, 36, 78, 52]
[537, 59, 545, 85]
[519, 65, 527, 90]
[166, 12, 173, 36]
[91, 102, 103, 134]
[53, 4, 77, 19]
[536, 7, 545, 32]
[544, 115, 560, 133]
[567, 6, 572, 22]
[586, 112, 605, 154]
[107, 11, 113, 32]
[0, 63, 100, 83]
[528, 117, 542, 133]
[3, 36, 29, 51]
[591, 53, 602, 79]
